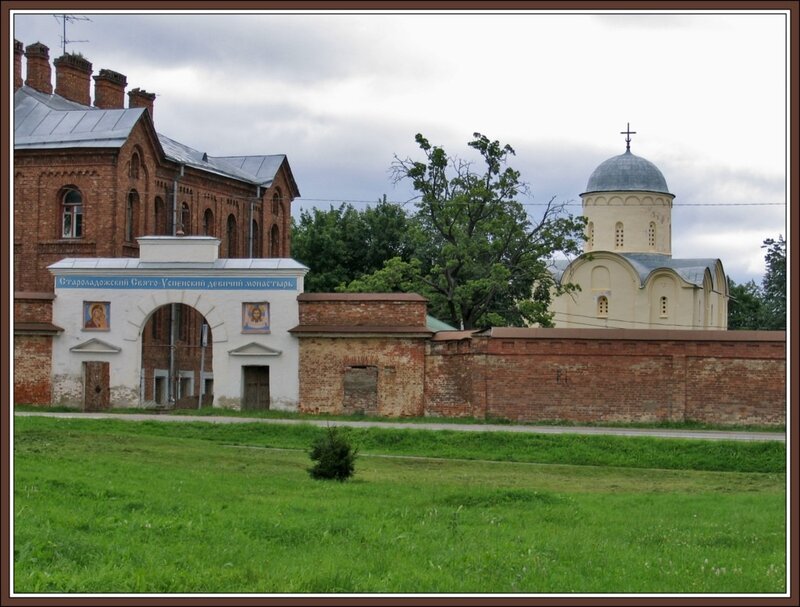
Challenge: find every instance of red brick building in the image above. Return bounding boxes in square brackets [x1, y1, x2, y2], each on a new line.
[13, 39, 299, 405]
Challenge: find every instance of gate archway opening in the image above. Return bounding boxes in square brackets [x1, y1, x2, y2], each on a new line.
[141, 303, 214, 408]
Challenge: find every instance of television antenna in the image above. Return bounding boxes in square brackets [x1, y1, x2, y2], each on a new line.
[53, 14, 91, 55]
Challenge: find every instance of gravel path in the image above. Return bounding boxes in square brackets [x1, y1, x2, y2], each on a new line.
[14, 411, 785, 442]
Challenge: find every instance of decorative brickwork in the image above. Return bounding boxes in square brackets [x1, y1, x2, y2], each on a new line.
[93, 69, 127, 109]
[54, 53, 93, 105]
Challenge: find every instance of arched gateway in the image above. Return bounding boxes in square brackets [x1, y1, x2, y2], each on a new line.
[48, 236, 308, 410]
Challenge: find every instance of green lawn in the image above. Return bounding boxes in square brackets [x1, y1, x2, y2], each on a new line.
[13, 416, 786, 594]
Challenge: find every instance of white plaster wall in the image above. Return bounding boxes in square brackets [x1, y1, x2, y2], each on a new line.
[583, 192, 673, 255]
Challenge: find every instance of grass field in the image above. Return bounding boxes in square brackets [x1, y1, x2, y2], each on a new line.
[13, 415, 787, 594]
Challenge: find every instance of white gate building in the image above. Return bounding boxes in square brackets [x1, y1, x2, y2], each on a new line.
[48, 236, 308, 410]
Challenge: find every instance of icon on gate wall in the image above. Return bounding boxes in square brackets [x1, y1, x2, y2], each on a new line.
[242, 302, 270, 333]
[83, 301, 110, 331]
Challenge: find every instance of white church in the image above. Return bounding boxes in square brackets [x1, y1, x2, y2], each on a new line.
[550, 127, 729, 330]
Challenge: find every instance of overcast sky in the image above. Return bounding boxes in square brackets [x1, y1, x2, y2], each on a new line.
[11, 9, 789, 285]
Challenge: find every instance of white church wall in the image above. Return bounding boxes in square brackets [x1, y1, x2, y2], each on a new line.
[582, 192, 673, 255]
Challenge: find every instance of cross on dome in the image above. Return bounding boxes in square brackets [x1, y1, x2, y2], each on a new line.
[620, 122, 637, 151]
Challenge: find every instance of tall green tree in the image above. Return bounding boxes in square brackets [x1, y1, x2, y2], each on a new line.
[342, 133, 586, 329]
[291, 199, 413, 292]
[759, 235, 786, 329]
[727, 235, 786, 330]
[727, 279, 764, 330]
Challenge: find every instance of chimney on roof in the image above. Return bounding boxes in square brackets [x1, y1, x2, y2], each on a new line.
[24, 42, 53, 95]
[54, 52, 93, 106]
[14, 40, 24, 90]
[93, 69, 127, 109]
[128, 87, 155, 120]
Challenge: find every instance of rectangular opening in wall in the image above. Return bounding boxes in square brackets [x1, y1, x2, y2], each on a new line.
[242, 365, 270, 410]
[82, 360, 110, 412]
[343, 365, 378, 415]
[153, 370, 168, 405]
[203, 375, 214, 406]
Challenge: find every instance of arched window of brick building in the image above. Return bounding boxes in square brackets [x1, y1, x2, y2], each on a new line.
[597, 295, 609, 318]
[614, 222, 624, 248]
[251, 219, 261, 258]
[270, 224, 280, 258]
[227, 214, 237, 258]
[129, 153, 140, 179]
[203, 209, 214, 236]
[587, 221, 594, 248]
[180, 203, 191, 235]
[648, 222, 656, 248]
[154, 197, 168, 235]
[659, 296, 669, 318]
[125, 190, 140, 242]
[61, 187, 83, 239]
[272, 189, 282, 217]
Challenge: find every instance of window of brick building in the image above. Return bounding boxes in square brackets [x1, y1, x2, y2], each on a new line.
[180, 203, 191, 235]
[270, 224, 280, 257]
[129, 153, 140, 179]
[587, 221, 594, 248]
[227, 214, 237, 258]
[648, 222, 656, 248]
[614, 222, 624, 248]
[125, 190, 139, 242]
[154, 197, 168, 235]
[660, 296, 669, 318]
[61, 187, 83, 238]
[203, 208, 214, 236]
[251, 219, 260, 258]
[272, 189, 282, 217]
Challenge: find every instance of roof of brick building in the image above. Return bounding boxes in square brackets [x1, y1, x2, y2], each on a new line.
[14, 85, 293, 190]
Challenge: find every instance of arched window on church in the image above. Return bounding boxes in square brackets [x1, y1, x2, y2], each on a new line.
[597, 296, 609, 318]
[659, 296, 668, 318]
[587, 222, 594, 249]
[272, 189, 282, 217]
[614, 222, 624, 248]
[125, 190, 139, 242]
[227, 214, 237, 258]
[648, 222, 656, 249]
[61, 187, 84, 239]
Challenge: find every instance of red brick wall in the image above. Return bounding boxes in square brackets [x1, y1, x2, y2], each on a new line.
[14, 335, 53, 404]
[424, 330, 786, 426]
[424, 340, 480, 418]
[14, 294, 54, 323]
[685, 356, 786, 425]
[297, 295, 428, 327]
[297, 336, 427, 417]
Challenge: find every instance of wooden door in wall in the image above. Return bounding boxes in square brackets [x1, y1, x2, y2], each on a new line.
[243, 365, 270, 410]
[343, 366, 378, 415]
[83, 361, 110, 411]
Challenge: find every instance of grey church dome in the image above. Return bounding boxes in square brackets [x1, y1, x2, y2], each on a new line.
[583, 149, 671, 194]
